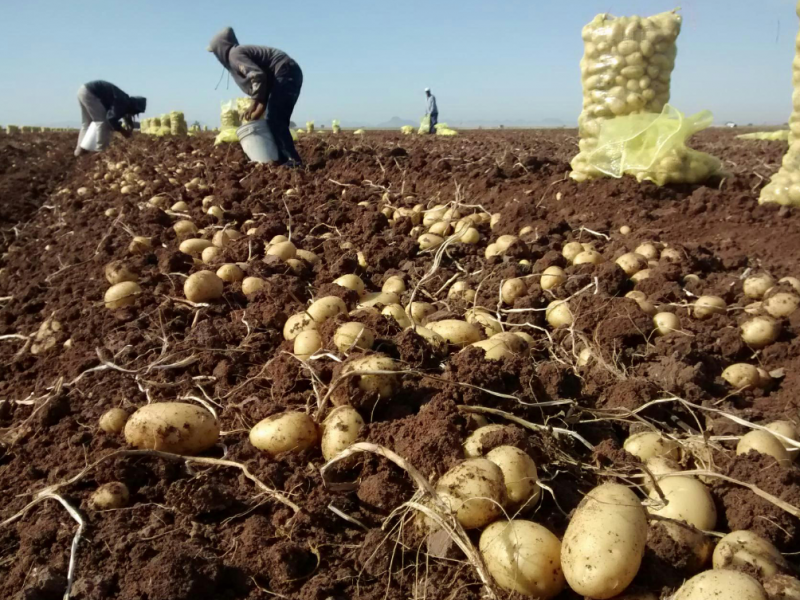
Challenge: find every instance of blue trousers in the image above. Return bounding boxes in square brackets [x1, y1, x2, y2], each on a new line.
[266, 62, 303, 164]
[429, 112, 438, 134]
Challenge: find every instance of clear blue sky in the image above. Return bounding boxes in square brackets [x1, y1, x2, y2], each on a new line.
[1, 0, 798, 127]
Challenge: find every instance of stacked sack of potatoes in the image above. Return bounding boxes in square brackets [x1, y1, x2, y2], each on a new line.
[170, 111, 188, 136]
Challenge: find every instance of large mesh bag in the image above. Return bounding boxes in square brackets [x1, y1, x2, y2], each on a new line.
[170, 111, 188, 136]
[570, 10, 681, 181]
[216, 100, 242, 144]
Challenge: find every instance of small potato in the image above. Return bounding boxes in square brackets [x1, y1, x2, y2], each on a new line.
[546, 300, 573, 328]
[619, 225, 632, 235]
[294, 329, 322, 359]
[321, 406, 364, 460]
[460, 227, 481, 244]
[408, 302, 436, 324]
[267, 241, 297, 261]
[616, 252, 647, 276]
[216, 263, 244, 283]
[333, 274, 366, 296]
[212, 230, 230, 248]
[479, 520, 565, 599]
[741, 316, 780, 349]
[660, 247, 682, 262]
[562, 241, 584, 263]
[308, 296, 347, 322]
[241, 276, 266, 296]
[428, 221, 452, 236]
[201, 245, 222, 264]
[763, 292, 799, 318]
[486, 446, 540, 510]
[501, 278, 526, 305]
[778, 276, 800, 294]
[712, 530, 788, 578]
[573, 250, 605, 266]
[648, 476, 717, 530]
[104, 281, 142, 309]
[422, 205, 446, 226]
[736, 430, 791, 466]
[466, 309, 502, 337]
[489, 212, 501, 229]
[561, 483, 648, 599]
[99, 408, 129, 434]
[623, 431, 680, 461]
[672, 570, 767, 600]
[184, 270, 223, 302]
[105, 260, 138, 285]
[435, 459, 506, 529]
[128, 236, 152, 254]
[418, 233, 444, 250]
[428, 319, 482, 347]
[250, 411, 318, 455]
[495, 235, 518, 252]
[488, 332, 528, 353]
[448, 280, 474, 301]
[653, 312, 680, 336]
[541, 266, 566, 290]
[295, 249, 319, 264]
[634, 242, 659, 261]
[285, 258, 304, 274]
[173, 220, 198, 237]
[207, 206, 224, 221]
[412, 325, 448, 355]
[765, 421, 799, 460]
[90, 482, 130, 510]
[124, 402, 219, 455]
[340, 354, 399, 399]
[382, 276, 406, 294]
[269, 234, 289, 245]
[171, 200, 189, 212]
[631, 269, 651, 283]
[333, 322, 375, 353]
[721, 363, 761, 389]
[469, 338, 514, 361]
[358, 291, 400, 309]
[693, 296, 726, 319]
[283, 312, 317, 341]
[381, 304, 412, 328]
[485, 243, 502, 259]
[744, 274, 776, 300]
[464, 424, 509, 458]
[179, 238, 212, 256]
[513, 331, 535, 348]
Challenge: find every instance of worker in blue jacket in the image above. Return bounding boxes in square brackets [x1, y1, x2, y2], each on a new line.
[425, 88, 438, 134]
[75, 81, 146, 156]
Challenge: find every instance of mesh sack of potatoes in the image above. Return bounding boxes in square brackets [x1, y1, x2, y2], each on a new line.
[737, 130, 790, 141]
[570, 10, 682, 181]
[215, 100, 242, 145]
[170, 111, 188, 136]
[759, 2, 800, 205]
[332, 119, 341, 134]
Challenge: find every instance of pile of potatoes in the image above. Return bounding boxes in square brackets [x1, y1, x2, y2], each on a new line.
[381, 203, 488, 251]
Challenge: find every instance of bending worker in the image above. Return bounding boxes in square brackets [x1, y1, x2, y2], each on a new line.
[208, 26, 303, 167]
[425, 88, 438, 134]
[75, 81, 146, 156]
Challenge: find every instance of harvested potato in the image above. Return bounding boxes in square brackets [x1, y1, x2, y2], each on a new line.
[479, 520, 564, 598]
[466, 309, 502, 337]
[283, 312, 316, 341]
[381, 304, 412, 328]
[490, 212, 501, 229]
[721, 363, 761, 389]
[495, 235, 518, 252]
[171, 200, 189, 212]
[693, 296, 726, 319]
[333, 274, 366, 296]
[763, 575, 800, 600]
[216, 263, 244, 283]
[463, 424, 509, 458]
[212, 230, 230, 248]
[418, 233, 444, 250]
[660, 247, 682, 262]
[382, 276, 406, 294]
[321, 406, 364, 460]
[412, 325, 448, 355]
[201, 245, 221, 264]
[267, 240, 296, 261]
[562, 241, 584, 263]
[763, 292, 799, 318]
[712, 530, 788, 578]
[540, 266, 566, 290]
[623, 431, 680, 461]
[653, 312, 680, 335]
[561, 483, 648, 599]
[241, 276, 266, 296]
[513, 331, 535, 347]
[105, 261, 137, 285]
[408, 301, 436, 324]
[179, 238, 212, 256]
[744, 274, 776, 300]
[741, 316, 781, 348]
[625, 291, 656, 315]
[90, 482, 130, 510]
[128, 236, 152, 254]
[358, 291, 400, 309]
[174, 220, 198, 237]
[340, 355, 399, 399]
[631, 269, 651, 283]
[647, 476, 716, 530]
[99, 408, 129, 434]
[469, 338, 514, 361]
[294, 329, 322, 359]
[489, 332, 528, 353]
[104, 281, 142, 309]
[428, 221, 452, 236]
[573, 250, 605, 265]
[634, 243, 659, 261]
[672, 570, 767, 600]
[207, 206, 224, 221]
[736, 430, 791, 466]
[250, 412, 318, 455]
[333, 322, 375, 352]
[546, 300, 573, 328]
[269, 234, 289, 245]
[765, 420, 799, 459]
[428, 319, 482, 347]
[778, 276, 800, 294]
[642, 457, 681, 492]
[448, 280, 474, 301]
[308, 296, 347, 322]
[485, 243, 502, 258]
[295, 249, 319, 264]
[184, 271, 223, 302]
[435, 459, 506, 529]
[460, 227, 481, 244]
[616, 252, 647, 276]
[501, 278, 526, 305]
[486, 445, 540, 510]
[124, 402, 219, 454]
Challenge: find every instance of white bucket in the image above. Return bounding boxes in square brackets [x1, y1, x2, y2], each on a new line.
[237, 121, 279, 163]
[80, 122, 101, 152]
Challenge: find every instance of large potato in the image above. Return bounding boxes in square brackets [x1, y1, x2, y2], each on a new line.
[623, 431, 680, 461]
[712, 530, 788, 578]
[104, 281, 142, 309]
[179, 238, 212, 256]
[340, 355, 399, 399]
[465, 309, 502, 337]
[124, 402, 219, 455]
[428, 319, 482, 347]
[561, 483, 648, 599]
[358, 291, 400, 309]
[736, 430, 791, 466]
[184, 270, 224, 302]
[333, 274, 366, 296]
[479, 520, 565, 598]
[435, 458, 506, 529]
[249, 411, 318, 455]
[333, 322, 375, 353]
[647, 476, 716, 530]
[672, 570, 767, 600]
[104, 260, 138, 285]
[308, 296, 347, 322]
[283, 312, 317, 341]
[321, 406, 364, 460]
[486, 446, 540, 510]
[463, 424, 509, 458]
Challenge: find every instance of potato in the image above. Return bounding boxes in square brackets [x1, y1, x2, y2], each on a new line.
[495, 235, 518, 252]
[412, 325, 448, 355]
[778, 276, 800, 294]
[744, 274, 776, 300]
[465, 309, 502, 337]
[250, 411, 318, 455]
[171, 200, 189, 212]
[464, 424, 509, 458]
[295, 249, 319, 264]
[408, 302, 436, 324]
[418, 233, 444, 250]
[382, 276, 406, 294]
[99, 408, 129, 434]
[333, 274, 366, 296]
[642, 456, 681, 491]
[448, 280, 474, 301]
[308, 296, 347, 322]
[201, 245, 221, 264]
[486, 446, 540, 510]
[573, 250, 605, 266]
[490, 212, 501, 229]
[184, 270, 223, 302]
[721, 363, 761, 389]
[514, 331, 535, 348]
[736, 430, 791, 466]
[712, 530, 788, 578]
[428, 319, 482, 347]
[358, 291, 400, 309]
[660, 247, 682, 262]
[623, 431, 680, 461]
[294, 329, 322, 359]
[321, 406, 364, 460]
[616, 252, 647, 276]
[469, 338, 514, 361]
[435, 459, 506, 529]
[763, 291, 799, 318]
[562, 241, 584, 263]
[381, 304, 412, 328]
[283, 312, 316, 341]
[741, 316, 781, 349]
[428, 220, 452, 236]
[334, 322, 375, 352]
[128, 236, 152, 254]
[124, 402, 219, 454]
[634, 242, 659, 261]
[763, 575, 800, 600]
[179, 238, 212, 256]
[479, 520, 565, 598]
[561, 483, 648, 599]
[546, 300, 573, 328]
[216, 263, 244, 283]
[540, 266, 566, 290]
[423, 205, 446, 226]
[647, 476, 717, 530]
[501, 278, 526, 305]
[484, 243, 502, 258]
[240, 276, 266, 296]
[105, 260, 137, 285]
[672, 570, 767, 600]
[619, 225, 632, 235]
[765, 420, 799, 459]
[693, 295, 726, 319]
[489, 332, 528, 353]
[653, 312, 680, 335]
[212, 230, 230, 248]
[207, 206, 224, 221]
[266, 240, 296, 261]
[104, 281, 142, 309]
[460, 227, 481, 244]
[90, 482, 130, 510]
[340, 355, 399, 399]
[269, 234, 289, 245]
[173, 220, 198, 237]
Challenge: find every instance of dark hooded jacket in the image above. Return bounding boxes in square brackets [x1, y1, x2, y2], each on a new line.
[85, 81, 147, 132]
[208, 27, 295, 102]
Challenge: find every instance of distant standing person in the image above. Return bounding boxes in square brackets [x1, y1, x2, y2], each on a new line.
[208, 27, 303, 167]
[75, 81, 146, 156]
[425, 88, 438, 134]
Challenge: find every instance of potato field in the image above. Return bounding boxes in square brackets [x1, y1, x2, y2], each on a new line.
[0, 128, 799, 600]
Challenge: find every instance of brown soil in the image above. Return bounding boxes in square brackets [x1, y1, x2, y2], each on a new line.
[0, 129, 799, 600]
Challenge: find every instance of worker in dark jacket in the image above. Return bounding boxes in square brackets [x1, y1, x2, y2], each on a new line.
[425, 88, 438, 134]
[208, 27, 303, 166]
[75, 81, 146, 156]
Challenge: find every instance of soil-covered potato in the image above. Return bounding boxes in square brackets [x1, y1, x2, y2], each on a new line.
[124, 402, 219, 455]
[184, 270, 224, 302]
[321, 406, 364, 460]
[672, 570, 767, 600]
[249, 411, 318, 455]
[435, 458, 506, 529]
[104, 281, 142, 309]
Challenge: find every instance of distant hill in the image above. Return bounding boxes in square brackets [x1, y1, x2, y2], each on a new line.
[376, 116, 417, 129]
